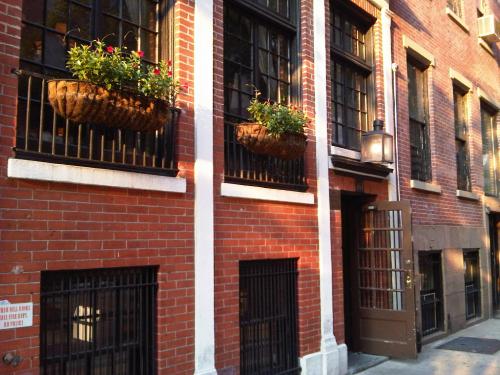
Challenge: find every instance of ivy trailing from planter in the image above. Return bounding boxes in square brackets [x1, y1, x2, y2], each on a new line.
[47, 40, 187, 132]
[235, 91, 308, 160]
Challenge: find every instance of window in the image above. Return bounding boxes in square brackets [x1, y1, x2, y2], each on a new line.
[447, 0, 464, 18]
[464, 250, 481, 320]
[407, 58, 432, 182]
[17, 1, 178, 176]
[223, 0, 306, 191]
[481, 102, 499, 196]
[419, 252, 444, 336]
[453, 86, 471, 191]
[331, 2, 375, 151]
[40, 267, 158, 375]
[239, 259, 299, 375]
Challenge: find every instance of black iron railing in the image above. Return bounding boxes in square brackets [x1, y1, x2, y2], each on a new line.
[239, 259, 300, 375]
[224, 117, 307, 191]
[465, 283, 481, 320]
[40, 266, 158, 375]
[421, 292, 442, 336]
[14, 70, 179, 176]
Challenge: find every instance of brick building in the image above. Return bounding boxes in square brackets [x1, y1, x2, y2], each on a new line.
[0, 1, 498, 375]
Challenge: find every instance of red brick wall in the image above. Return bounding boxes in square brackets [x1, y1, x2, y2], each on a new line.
[392, 0, 499, 226]
[0, 1, 196, 374]
[212, 0, 322, 373]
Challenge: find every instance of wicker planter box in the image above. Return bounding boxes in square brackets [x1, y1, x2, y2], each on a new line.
[47, 79, 177, 132]
[235, 122, 307, 160]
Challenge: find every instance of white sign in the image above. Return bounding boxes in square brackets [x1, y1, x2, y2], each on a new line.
[0, 302, 33, 329]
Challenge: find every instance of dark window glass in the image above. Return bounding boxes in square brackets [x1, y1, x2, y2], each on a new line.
[454, 86, 471, 191]
[463, 250, 481, 320]
[481, 103, 499, 196]
[407, 59, 432, 182]
[331, 5, 373, 151]
[223, 0, 306, 191]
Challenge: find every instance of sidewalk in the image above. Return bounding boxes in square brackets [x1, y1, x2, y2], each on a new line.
[358, 318, 500, 375]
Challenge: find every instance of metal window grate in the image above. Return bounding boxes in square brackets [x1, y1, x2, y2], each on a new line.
[419, 252, 443, 336]
[464, 250, 481, 320]
[40, 266, 158, 375]
[239, 259, 300, 375]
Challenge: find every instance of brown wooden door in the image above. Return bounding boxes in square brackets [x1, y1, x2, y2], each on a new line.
[355, 200, 417, 358]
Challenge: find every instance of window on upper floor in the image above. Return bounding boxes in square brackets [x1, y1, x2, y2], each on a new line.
[223, 0, 306, 191]
[407, 58, 432, 182]
[330, 1, 375, 152]
[17, 0, 178, 176]
[447, 0, 464, 19]
[481, 102, 499, 196]
[453, 85, 472, 192]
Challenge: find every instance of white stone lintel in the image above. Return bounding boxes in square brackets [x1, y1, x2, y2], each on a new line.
[7, 158, 187, 193]
[449, 68, 473, 91]
[403, 35, 436, 66]
[221, 182, 315, 205]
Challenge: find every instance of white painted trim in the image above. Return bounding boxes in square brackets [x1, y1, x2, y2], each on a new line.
[193, 0, 216, 374]
[457, 190, 480, 201]
[366, 0, 388, 9]
[410, 179, 442, 194]
[477, 88, 499, 110]
[7, 158, 187, 193]
[331, 166, 387, 180]
[313, 0, 339, 373]
[381, 7, 398, 201]
[402, 35, 435, 66]
[330, 146, 361, 160]
[445, 7, 470, 33]
[449, 68, 473, 91]
[220, 183, 314, 205]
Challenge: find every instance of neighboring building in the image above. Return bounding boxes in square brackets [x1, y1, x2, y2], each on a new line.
[0, 1, 498, 375]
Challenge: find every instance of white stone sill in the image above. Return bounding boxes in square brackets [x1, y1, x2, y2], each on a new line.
[478, 39, 495, 57]
[456, 190, 480, 201]
[220, 182, 315, 205]
[7, 158, 187, 193]
[445, 7, 470, 33]
[330, 146, 361, 161]
[410, 179, 442, 194]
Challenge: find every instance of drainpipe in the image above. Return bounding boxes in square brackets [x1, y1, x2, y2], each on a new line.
[392, 63, 401, 202]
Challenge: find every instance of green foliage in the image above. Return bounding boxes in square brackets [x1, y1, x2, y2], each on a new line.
[66, 40, 184, 106]
[247, 91, 307, 136]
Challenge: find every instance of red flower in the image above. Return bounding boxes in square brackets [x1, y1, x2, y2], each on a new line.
[153, 68, 161, 75]
[106, 45, 114, 53]
[167, 60, 172, 66]
[136, 50, 144, 58]
[167, 71, 173, 77]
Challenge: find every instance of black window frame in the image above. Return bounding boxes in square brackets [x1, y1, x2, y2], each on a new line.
[480, 101, 499, 197]
[407, 57, 432, 182]
[223, 0, 307, 191]
[453, 85, 472, 192]
[330, 0, 376, 152]
[463, 249, 481, 320]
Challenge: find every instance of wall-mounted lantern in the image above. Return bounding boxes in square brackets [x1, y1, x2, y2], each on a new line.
[361, 119, 394, 164]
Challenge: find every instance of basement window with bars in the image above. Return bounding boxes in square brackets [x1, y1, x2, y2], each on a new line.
[454, 85, 472, 192]
[16, 0, 178, 176]
[223, 0, 307, 191]
[481, 101, 499, 196]
[331, 1, 375, 152]
[40, 266, 158, 375]
[407, 58, 432, 182]
[419, 252, 444, 336]
[463, 250, 481, 320]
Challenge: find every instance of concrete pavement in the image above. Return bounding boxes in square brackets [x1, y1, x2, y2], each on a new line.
[358, 319, 500, 375]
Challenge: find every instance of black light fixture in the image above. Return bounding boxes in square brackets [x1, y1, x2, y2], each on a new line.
[361, 119, 394, 164]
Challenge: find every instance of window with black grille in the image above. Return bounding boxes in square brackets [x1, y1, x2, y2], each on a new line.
[407, 58, 432, 182]
[239, 259, 299, 375]
[223, 0, 307, 191]
[40, 266, 158, 375]
[481, 102, 499, 196]
[17, 0, 178, 176]
[419, 252, 443, 336]
[463, 250, 481, 320]
[330, 1, 375, 151]
[453, 85, 471, 191]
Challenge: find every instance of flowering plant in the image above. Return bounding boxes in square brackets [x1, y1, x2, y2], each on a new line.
[66, 40, 185, 106]
[247, 91, 307, 136]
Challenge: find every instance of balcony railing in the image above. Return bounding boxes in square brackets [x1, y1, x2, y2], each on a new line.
[224, 116, 307, 192]
[14, 70, 179, 177]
